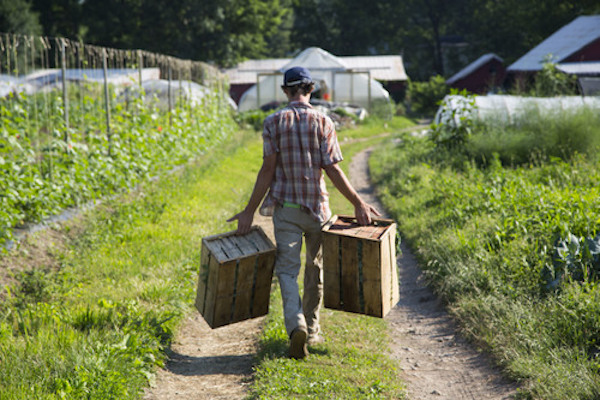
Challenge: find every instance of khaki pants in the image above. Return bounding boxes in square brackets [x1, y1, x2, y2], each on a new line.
[273, 205, 324, 337]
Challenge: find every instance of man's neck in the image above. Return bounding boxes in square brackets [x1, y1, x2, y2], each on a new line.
[288, 93, 311, 103]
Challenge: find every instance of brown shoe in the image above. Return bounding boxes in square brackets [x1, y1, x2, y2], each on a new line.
[289, 327, 308, 359]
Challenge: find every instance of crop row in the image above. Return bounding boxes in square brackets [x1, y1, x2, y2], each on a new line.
[0, 83, 235, 248]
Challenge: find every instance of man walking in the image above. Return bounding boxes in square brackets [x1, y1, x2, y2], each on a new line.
[228, 66, 379, 359]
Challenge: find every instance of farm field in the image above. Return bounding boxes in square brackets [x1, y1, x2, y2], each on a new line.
[0, 117, 415, 399]
[371, 107, 600, 400]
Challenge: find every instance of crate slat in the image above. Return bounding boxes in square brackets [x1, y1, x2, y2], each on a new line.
[231, 256, 256, 322]
[252, 251, 276, 317]
[362, 240, 383, 317]
[341, 236, 360, 313]
[323, 234, 341, 309]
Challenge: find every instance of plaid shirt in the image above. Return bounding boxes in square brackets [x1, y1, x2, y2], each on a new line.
[259, 101, 343, 223]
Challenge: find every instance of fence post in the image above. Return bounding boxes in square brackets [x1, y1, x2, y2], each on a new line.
[138, 49, 143, 89]
[103, 48, 112, 156]
[60, 39, 69, 141]
[168, 58, 173, 126]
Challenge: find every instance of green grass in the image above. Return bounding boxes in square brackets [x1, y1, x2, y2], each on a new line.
[370, 122, 600, 399]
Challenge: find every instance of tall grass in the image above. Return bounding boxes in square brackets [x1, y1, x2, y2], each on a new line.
[466, 107, 600, 166]
[370, 110, 600, 399]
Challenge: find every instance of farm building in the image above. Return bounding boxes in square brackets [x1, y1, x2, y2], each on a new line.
[225, 47, 408, 108]
[507, 15, 600, 83]
[445, 53, 506, 94]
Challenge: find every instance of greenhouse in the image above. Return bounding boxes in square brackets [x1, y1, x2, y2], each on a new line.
[237, 47, 391, 112]
[434, 94, 600, 126]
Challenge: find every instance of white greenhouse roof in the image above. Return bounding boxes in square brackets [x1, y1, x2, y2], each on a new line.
[225, 47, 408, 84]
[508, 15, 600, 72]
[224, 58, 288, 85]
[557, 61, 600, 76]
[435, 94, 600, 126]
[446, 53, 503, 84]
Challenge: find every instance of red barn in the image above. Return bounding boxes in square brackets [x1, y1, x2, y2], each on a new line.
[446, 53, 506, 94]
[508, 15, 600, 81]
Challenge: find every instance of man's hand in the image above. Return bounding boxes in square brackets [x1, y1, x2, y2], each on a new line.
[227, 209, 254, 235]
[355, 201, 381, 225]
[324, 163, 381, 226]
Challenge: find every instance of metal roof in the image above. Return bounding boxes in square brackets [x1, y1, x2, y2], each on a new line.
[446, 53, 503, 84]
[557, 61, 600, 76]
[340, 54, 408, 81]
[508, 15, 600, 72]
[224, 48, 407, 84]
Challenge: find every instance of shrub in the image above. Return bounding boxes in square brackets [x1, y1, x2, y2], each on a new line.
[235, 109, 271, 131]
[406, 75, 450, 117]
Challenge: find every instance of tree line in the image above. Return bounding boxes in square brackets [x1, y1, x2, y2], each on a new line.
[2, 0, 600, 79]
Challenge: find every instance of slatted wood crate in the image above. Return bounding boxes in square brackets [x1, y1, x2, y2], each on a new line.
[195, 226, 276, 328]
[322, 215, 399, 318]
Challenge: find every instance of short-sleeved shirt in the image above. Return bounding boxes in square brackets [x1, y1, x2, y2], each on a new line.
[259, 101, 343, 223]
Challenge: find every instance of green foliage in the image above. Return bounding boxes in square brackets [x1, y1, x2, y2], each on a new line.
[406, 76, 449, 117]
[235, 108, 271, 131]
[370, 122, 600, 399]
[0, 0, 42, 35]
[542, 232, 600, 291]
[511, 59, 581, 97]
[78, 0, 291, 67]
[531, 60, 579, 97]
[430, 90, 475, 149]
[25, 0, 600, 77]
[0, 83, 235, 248]
[368, 99, 395, 120]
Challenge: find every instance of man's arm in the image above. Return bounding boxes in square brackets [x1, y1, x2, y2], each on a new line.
[323, 163, 380, 225]
[227, 153, 277, 234]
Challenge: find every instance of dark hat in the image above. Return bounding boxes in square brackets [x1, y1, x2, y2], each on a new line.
[283, 66, 313, 87]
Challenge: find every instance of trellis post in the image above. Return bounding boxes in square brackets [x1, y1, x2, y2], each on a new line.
[168, 58, 173, 126]
[60, 39, 69, 141]
[103, 48, 112, 156]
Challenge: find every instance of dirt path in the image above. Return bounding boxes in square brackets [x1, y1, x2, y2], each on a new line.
[350, 147, 518, 400]
[146, 131, 518, 400]
[144, 214, 275, 400]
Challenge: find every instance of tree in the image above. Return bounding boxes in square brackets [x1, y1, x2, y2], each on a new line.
[30, 0, 81, 39]
[80, 0, 291, 66]
[0, 0, 41, 36]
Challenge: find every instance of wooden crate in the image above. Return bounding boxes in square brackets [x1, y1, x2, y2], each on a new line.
[195, 226, 276, 328]
[322, 215, 399, 318]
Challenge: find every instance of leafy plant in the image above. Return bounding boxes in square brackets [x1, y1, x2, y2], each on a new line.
[532, 58, 579, 97]
[542, 232, 600, 291]
[0, 82, 235, 250]
[430, 89, 475, 149]
[406, 75, 450, 117]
